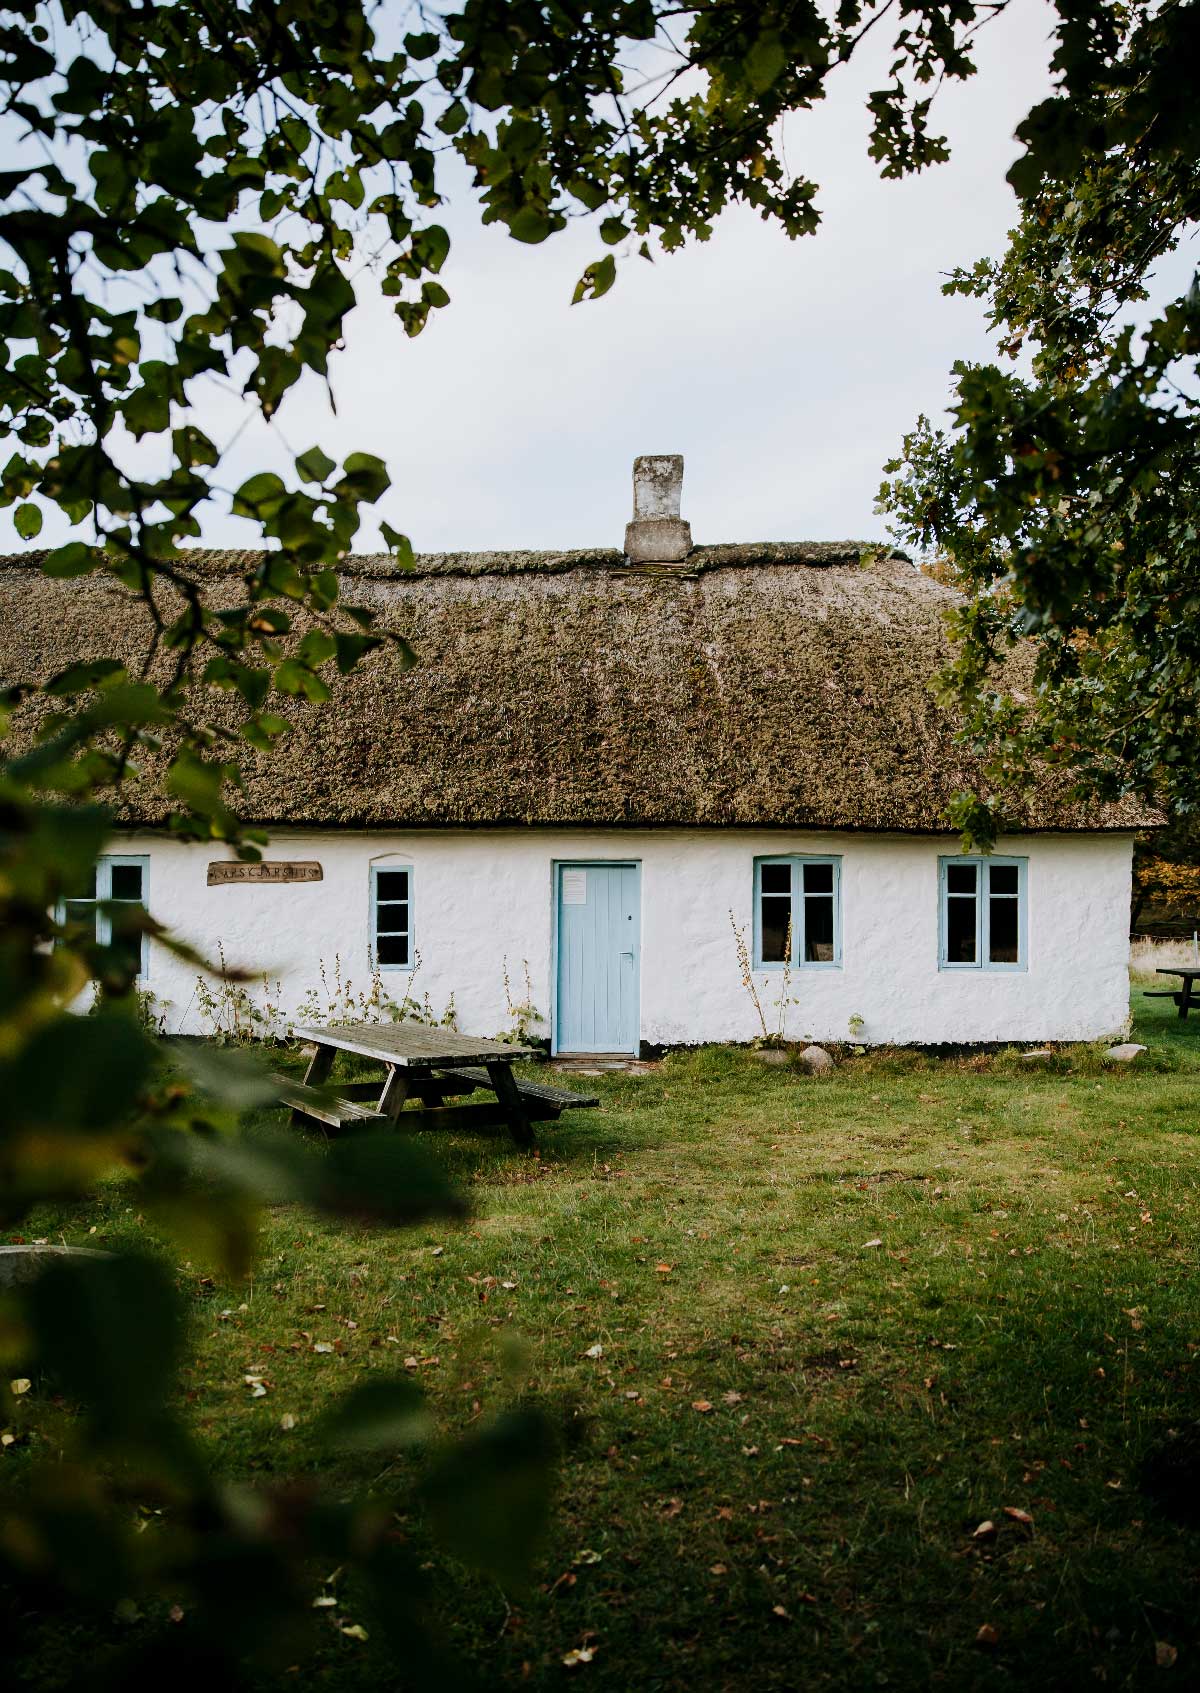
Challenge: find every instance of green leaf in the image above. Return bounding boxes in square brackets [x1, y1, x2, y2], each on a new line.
[295, 445, 337, 484]
[422, 1410, 556, 1586]
[317, 1133, 466, 1228]
[339, 452, 391, 501]
[43, 659, 126, 696]
[334, 632, 380, 673]
[27, 1251, 183, 1442]
[509, 205, 552, 245]
[318, 1378, 431, 1451]
[41, 541, 99, 578]
[572, 255, 617, 305]
[231, 472, 288, 519]
[14, 501, 42, 539]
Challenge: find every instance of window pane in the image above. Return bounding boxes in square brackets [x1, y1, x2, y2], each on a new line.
[802, 862, 833, 894]
[760, 863, 791, 895]
[376, 870, 409, 901]
[989, 864, 1018, 897]
[946, 895, 977, 962]
[377, 932, 409, 966]
[989, 897, 1019, 963]
[760, 895, 791, 962]
[376, 901, 408, 934]
[804, 895, 834, 962]
[110, 863, 144, 901]
[947, 864, 977, 895]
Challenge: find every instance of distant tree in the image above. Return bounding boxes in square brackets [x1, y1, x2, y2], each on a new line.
[5, 0, 1194, 1679]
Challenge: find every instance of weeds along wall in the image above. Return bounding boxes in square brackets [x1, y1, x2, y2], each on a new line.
[125, 828, 1136, 1047]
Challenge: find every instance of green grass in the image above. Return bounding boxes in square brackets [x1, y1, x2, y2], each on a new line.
[13, 985, 1200, 1689]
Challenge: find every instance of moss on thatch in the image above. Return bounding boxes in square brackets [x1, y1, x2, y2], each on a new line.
[0, 545, 1152, 832]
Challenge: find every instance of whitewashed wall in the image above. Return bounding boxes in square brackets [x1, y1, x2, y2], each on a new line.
[124, 827, 1134, 1046]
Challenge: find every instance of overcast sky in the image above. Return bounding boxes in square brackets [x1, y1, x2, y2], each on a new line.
[5, 3, 1084, 555]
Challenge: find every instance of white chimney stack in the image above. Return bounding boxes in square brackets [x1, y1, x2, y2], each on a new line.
[624, 454, 692, 563]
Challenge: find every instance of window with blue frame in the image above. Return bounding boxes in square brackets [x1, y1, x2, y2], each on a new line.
[754, 856, 841, 967]
[939, 856, 1026, 969]
[57, 854, 150, 976]
[371, 865, 412, 968]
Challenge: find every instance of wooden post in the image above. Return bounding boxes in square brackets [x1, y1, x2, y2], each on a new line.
[486, 1060, 534, 1149]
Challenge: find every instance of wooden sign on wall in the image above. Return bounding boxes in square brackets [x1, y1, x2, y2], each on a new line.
[207, 861, 323, 886]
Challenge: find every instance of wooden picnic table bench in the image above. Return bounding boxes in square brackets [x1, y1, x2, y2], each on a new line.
[1144, 967, 1200, 1020]
[279, 1023, 598, 1148]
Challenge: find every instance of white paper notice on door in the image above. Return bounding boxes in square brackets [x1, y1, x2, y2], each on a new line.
[562, 869, 587, 905]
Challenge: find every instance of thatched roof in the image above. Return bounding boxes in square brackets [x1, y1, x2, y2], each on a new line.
[0, 545, 1151, 832]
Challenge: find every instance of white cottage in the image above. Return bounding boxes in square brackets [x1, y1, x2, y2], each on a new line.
[1, 458, 1147, 1051]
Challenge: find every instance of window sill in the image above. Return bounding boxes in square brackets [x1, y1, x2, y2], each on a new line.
[753, 961, 842, 972]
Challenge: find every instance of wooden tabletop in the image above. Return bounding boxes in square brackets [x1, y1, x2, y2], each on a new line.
[1156, 967, 1200, 979]
[293, 1023, 534, 1067]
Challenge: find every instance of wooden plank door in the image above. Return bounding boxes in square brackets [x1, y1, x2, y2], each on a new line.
[554, 862, 640, 1054]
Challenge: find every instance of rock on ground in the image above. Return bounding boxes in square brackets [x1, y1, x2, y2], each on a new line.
[1104, 1043, 1147, 1062]
[798, 1045, 835, 1074]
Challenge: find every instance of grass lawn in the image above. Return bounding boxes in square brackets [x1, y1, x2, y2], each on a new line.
[11, 985, 1200, 1690]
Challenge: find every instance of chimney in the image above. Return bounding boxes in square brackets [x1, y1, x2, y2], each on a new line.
[624, 454, 693, 563]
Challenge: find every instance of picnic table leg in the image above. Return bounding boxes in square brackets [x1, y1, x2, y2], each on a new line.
[294, 1041, 336, 1127]
[302, 1042, 336, 1087]
[378, 1065, 415, 1122]
[486, 1060, 534, 1149]
[1182, 981, 1195, 1020]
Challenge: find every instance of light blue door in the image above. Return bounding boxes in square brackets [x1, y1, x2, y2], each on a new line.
[555, 863, 640, 1054]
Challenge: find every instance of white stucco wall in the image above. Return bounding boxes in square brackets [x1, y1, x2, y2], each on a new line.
[120, 827, 1134, 1047]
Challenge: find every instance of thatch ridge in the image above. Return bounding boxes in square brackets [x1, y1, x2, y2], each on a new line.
[0, 546, 1151, 832]
[0, 539, 899, 582]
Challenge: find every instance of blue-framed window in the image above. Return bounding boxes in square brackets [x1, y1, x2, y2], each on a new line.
[57, 854, 150, 977]
[371, 864, 413, 970]
[938, 856, 1027, 970]
[753, 856, 841, 968]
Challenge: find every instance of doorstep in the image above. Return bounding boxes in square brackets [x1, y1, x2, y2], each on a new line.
[552, 1053, 658, 1076]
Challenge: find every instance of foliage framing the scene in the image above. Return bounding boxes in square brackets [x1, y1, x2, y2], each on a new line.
[2, 0, 1195, 1681]
[880, 0, 1200, 844]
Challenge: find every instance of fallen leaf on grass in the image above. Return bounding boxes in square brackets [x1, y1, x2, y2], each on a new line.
[430, 1247, 444, 1257]
[772, 1605, 790, 1620]
[1155, 1641, 1178, 1668]
[244, 1375, 268, 1398]
[655, 1263, 673, 1274]
[692, 1400, 713, 1413]
[723, 1390, 743, 1405]
[1003, 1506, 1034, 1526]
[9, 1379, 31, 1397]
[976, 1623, 1000, 1647]
[863, 1239, 883, 1250]
[710, 1563, 727, 1576]
[312, 1342, 335, 1355]
[583, 1344, 604, 1360]
[340, 1623, 369, 1641]
[312, 1596, 337, 1609]
[562, 1647, 597, 1667]
[280, 1413, 297, 1431]
[972, 1520, 996, 1540]
[573, 1549, 602, 1566]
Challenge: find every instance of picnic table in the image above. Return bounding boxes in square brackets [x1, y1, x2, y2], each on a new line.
[277, 1023, 598, 1148]
[1145, 968, 1200, 1020]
